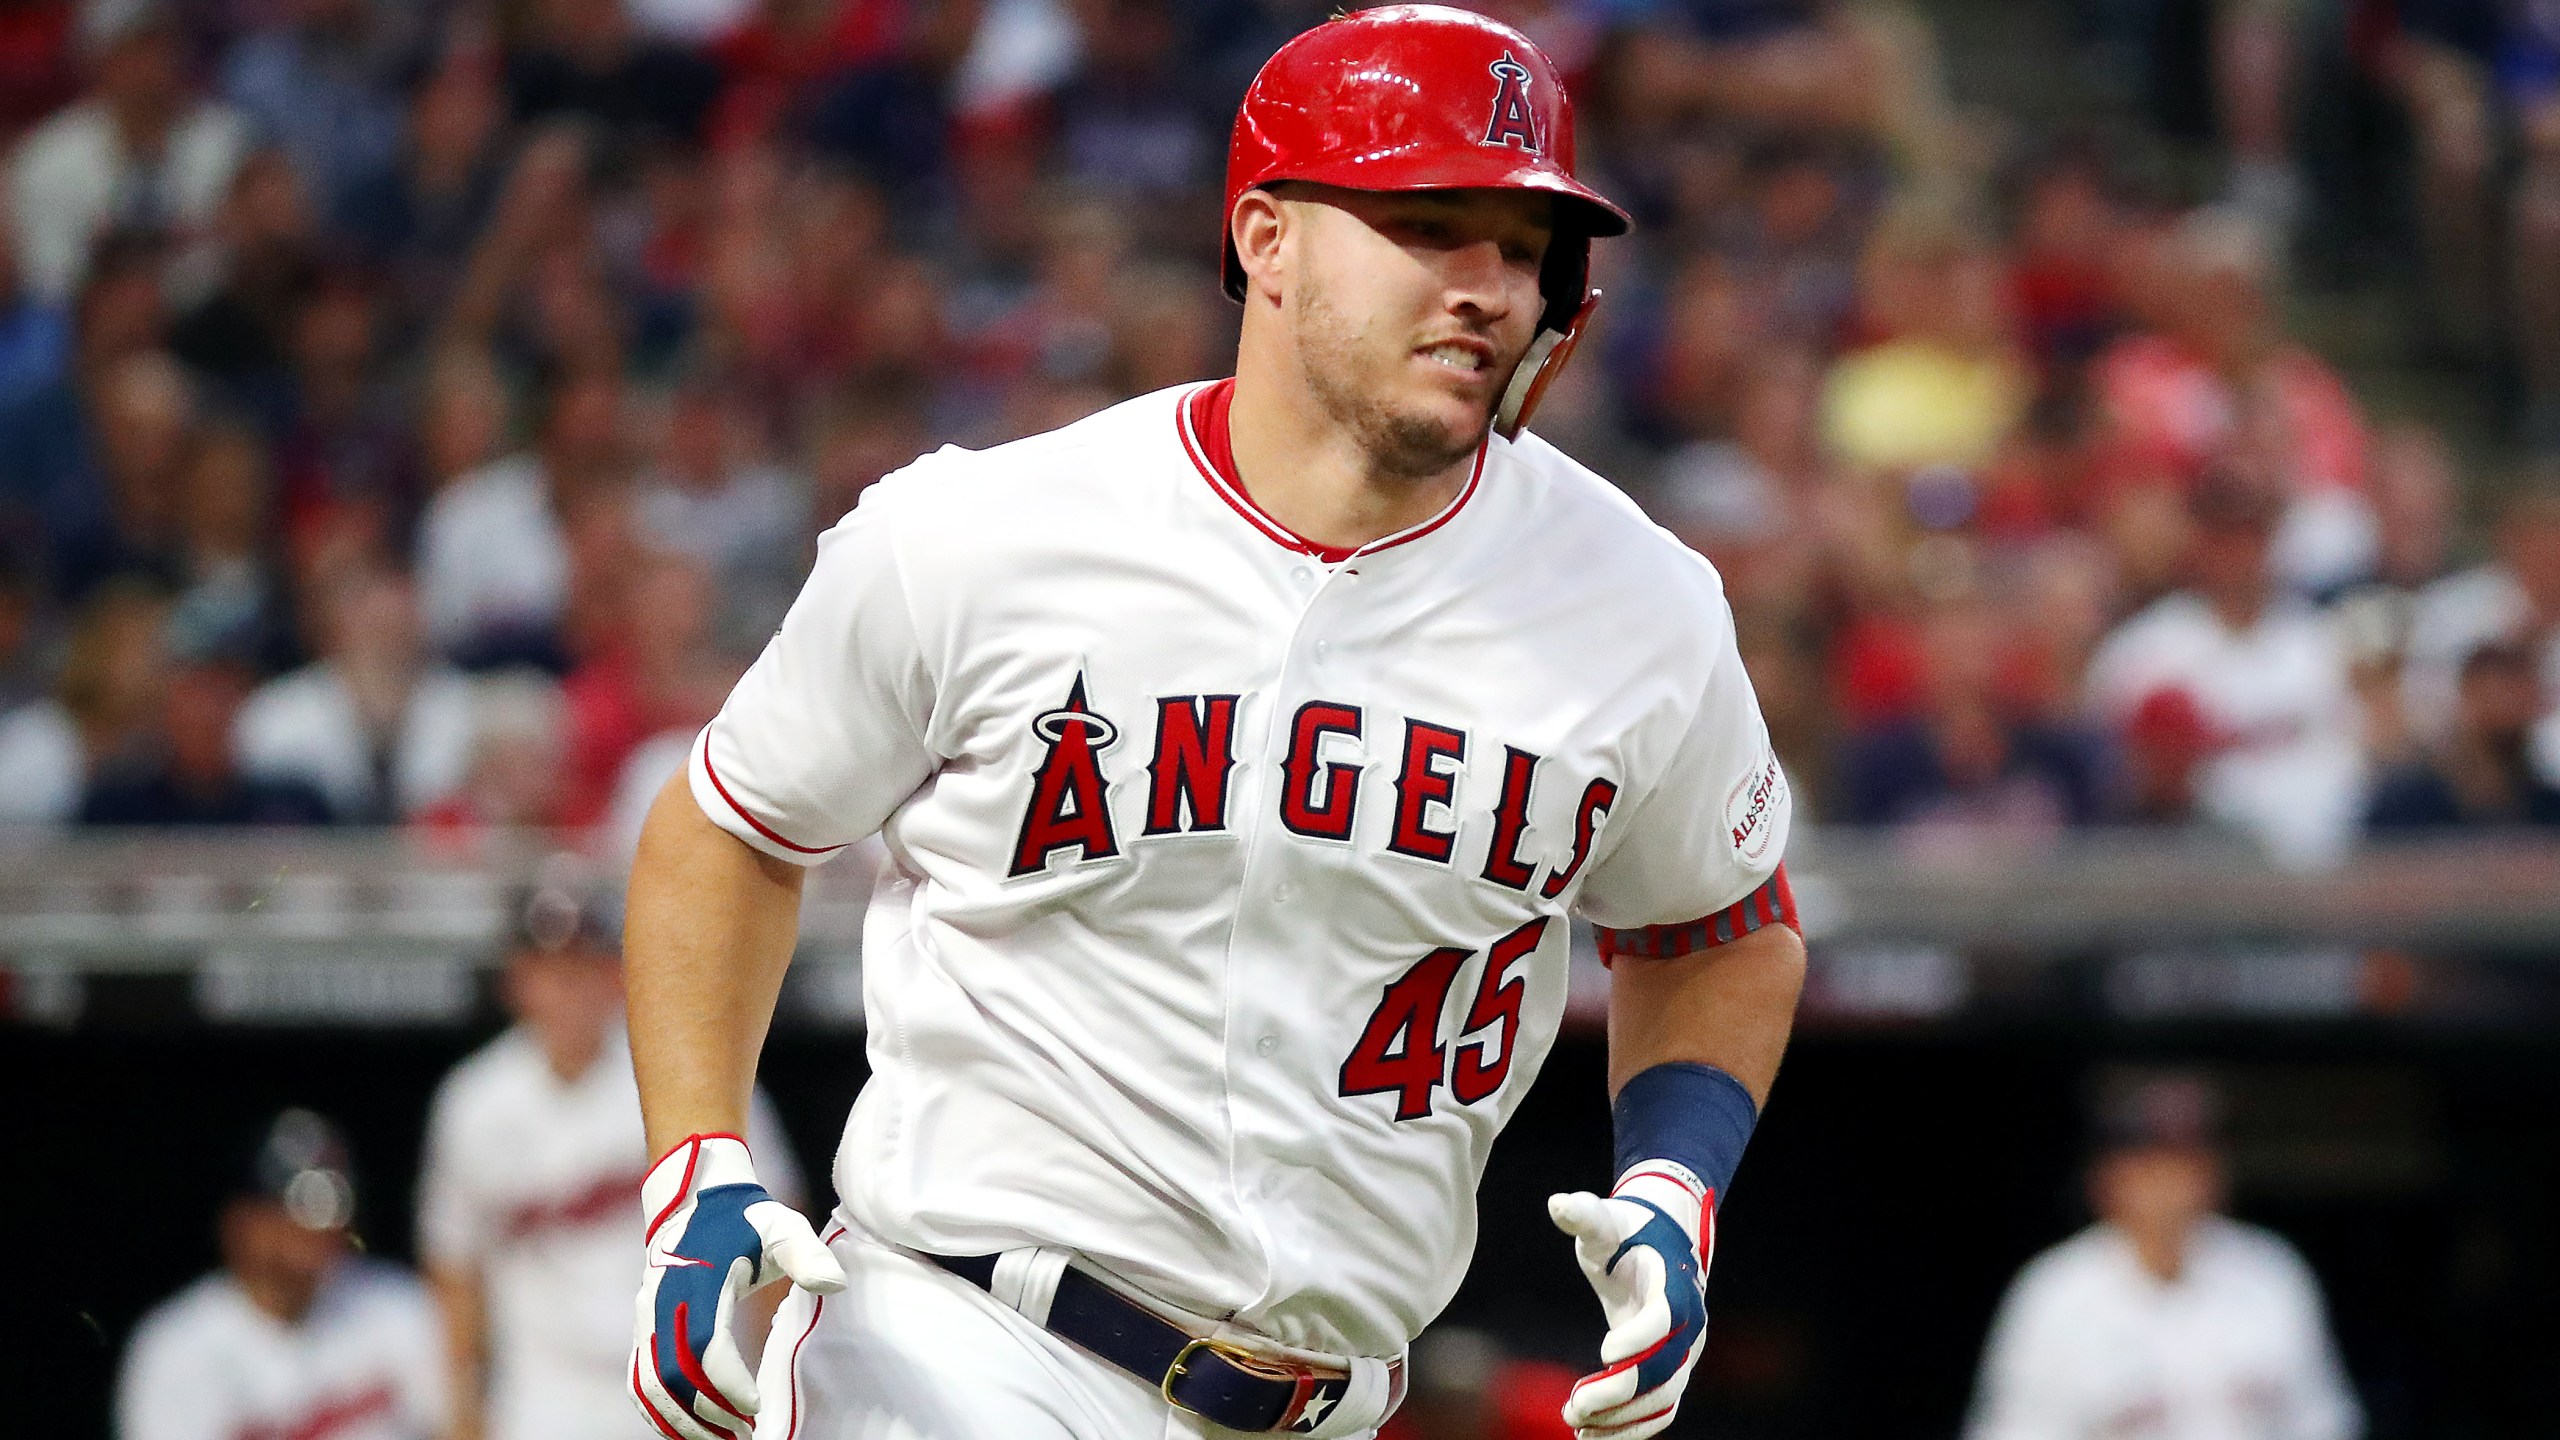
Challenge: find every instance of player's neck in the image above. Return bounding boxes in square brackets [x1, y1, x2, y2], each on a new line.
[1227, 361, 1477, 552]
[2115, 1217, 2195, 1284]
[534, 1024, 608, 1084]
[236, 1269, 321, 1325]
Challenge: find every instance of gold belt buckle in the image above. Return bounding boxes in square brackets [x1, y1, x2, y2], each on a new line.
[1160, 1335, 1286, 1414]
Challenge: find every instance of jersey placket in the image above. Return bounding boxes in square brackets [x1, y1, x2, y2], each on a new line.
[1217, 553, 1370, 1323]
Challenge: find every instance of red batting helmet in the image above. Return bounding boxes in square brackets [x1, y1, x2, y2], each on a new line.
[1222, 4, 1630, 327]
[1221, 5, 1632, 435]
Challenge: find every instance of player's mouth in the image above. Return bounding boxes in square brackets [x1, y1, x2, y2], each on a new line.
[1416, 338, 1495, 375]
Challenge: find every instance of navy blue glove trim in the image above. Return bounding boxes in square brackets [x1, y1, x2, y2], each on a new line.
[1612, 1061, 1758, 1205]
[1603, 1198, 1710, 1393]
[650, 1181, 768, 1425]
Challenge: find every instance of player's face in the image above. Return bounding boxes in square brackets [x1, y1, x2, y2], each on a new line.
[221, 1198, 348, 1319]
[503, 945, 625, 1071]
[2091, 1143, 2226, 1244]
[1282, 186, 1553, 478]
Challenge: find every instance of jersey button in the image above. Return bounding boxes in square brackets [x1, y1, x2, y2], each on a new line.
[1272, 882, 1298, 904]
[1290, 565, 1314, 587]
[1312, 640, 1331, 662]
[1255, 1035, 1279, 1057]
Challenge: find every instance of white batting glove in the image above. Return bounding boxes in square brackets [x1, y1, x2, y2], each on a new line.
[1548, 1163, 1717, 1440]
[630, 1134, 846, 1440]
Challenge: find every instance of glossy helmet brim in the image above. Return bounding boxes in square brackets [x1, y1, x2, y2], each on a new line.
[1218, 149, 1630, 334]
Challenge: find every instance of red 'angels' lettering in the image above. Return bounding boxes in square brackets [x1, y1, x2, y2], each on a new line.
[1480, 745, 1542, 890]
[1145, 694, 1240, 834]
[1010, 674, 1123, 876]
[1539, 778, 1617, 899]
[1279, 701, 1364, 841]
[1008, 686, 1621, 898]
[1340, 917, 1553, 1120]
[1385, 718, 1467, 862]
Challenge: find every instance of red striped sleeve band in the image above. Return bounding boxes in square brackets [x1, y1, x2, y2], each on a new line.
[1595, 864, 1798, 963]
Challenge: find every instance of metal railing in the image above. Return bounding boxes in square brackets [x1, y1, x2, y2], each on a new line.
[2, 828, 2554, 1030]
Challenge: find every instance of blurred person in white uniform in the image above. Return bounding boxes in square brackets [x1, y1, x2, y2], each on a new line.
[1967, 1072, 2361, 1440]
[2086, 468, 2368, 867]
[117, 1108, 447, 1440]
[419, 882, 802, 1440]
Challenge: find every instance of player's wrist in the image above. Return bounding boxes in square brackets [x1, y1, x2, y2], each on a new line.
[1612, 1160, 1710, 1241]
[1611, 1061, 1759, 1213]
[648, 1131, 751, 1169]
[642, 1133, 762, 1240]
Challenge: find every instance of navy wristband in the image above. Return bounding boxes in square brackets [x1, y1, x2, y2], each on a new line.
[1612, 1061, 1760, 1205]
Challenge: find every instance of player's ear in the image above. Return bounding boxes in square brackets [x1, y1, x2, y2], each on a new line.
[1231, 188, 1291, 306]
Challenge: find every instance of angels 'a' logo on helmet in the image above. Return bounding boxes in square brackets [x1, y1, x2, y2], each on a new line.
[1482, 51, 1541, 153]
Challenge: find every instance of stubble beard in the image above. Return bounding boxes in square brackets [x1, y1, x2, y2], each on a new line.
[1294, 269, 1489, 484]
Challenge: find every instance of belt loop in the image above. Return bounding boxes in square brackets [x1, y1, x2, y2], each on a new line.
[989, 1246, 1073, 1329]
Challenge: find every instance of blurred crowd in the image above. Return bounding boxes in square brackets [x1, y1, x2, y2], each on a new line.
[0, 0, 2558, 868]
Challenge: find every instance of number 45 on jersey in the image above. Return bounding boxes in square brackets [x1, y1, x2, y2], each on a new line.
[1339, 917, 1548, 1121]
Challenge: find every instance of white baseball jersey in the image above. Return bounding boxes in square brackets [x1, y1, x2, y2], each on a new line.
[116, 1260, 446, 1440]
[416, 1027, 801, 1440]
[1967, 1218, 2363, 1440]
[686, 380, 1792, 1361]
[2085, 593, 2366, 868]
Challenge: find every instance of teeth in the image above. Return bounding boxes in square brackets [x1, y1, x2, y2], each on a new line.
[1422, 344, 1483, 371]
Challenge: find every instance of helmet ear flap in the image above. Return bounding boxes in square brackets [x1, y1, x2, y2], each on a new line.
[1538, 231, 1592, 334]
[1496, 290, 1600, 440]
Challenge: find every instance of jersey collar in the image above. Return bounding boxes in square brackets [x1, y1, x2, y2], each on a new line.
[1176, 378, 1487, 564]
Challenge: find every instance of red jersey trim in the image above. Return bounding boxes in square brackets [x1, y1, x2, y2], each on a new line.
[1176, 379, 1486, 563]
[699, 735, 846, 857]
[1595, 865, 1799, 963]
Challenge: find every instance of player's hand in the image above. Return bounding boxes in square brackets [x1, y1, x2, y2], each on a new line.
[630, 1134, 846, 1440]
[1547, 1164, 1716, 1440]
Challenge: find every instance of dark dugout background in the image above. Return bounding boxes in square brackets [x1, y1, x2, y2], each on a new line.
[15, 1022, 2556, 1439]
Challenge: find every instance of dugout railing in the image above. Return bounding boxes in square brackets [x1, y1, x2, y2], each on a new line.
[3, 827, 2556, 1032]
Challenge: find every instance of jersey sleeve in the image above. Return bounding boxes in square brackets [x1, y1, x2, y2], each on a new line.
[688, 482, 939, 864]
[1571, 604, 1795, 955]
[413, 1079, 488, 1272]
[1962, 1259, 2089, 1440]
[2263, 1239, 2364, 1440]
[114, 1302, 224, 1440]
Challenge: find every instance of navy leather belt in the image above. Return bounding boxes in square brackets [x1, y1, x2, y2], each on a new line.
[925, 1251, 1375, 1433]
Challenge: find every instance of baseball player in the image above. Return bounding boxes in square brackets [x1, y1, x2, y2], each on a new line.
[622, 9, 1805, 1440]
[1965, 1073, 2363, 1440]
[419, 884, 801, 1440]
[117, 1109, 448, 1440]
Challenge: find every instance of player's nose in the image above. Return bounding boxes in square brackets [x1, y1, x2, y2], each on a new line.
[1439, 238, 1521, 320]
